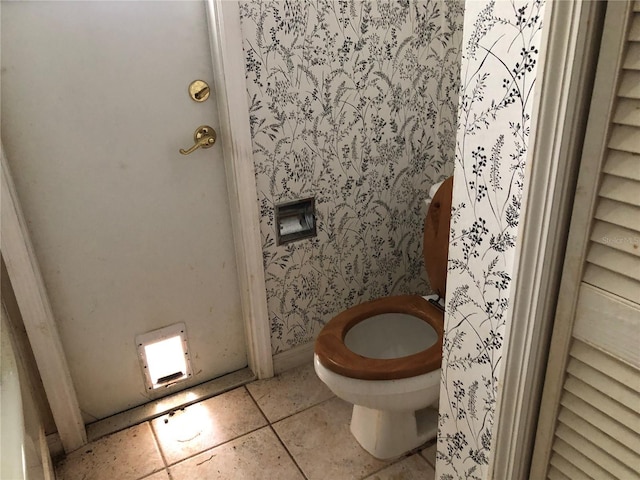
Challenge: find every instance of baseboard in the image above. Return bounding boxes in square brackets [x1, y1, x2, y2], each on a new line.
[272, 341, 315, 374]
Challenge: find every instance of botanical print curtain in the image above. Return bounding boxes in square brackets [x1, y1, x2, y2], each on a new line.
[437, 1, 545, 478]
[239, 0, 464, 354]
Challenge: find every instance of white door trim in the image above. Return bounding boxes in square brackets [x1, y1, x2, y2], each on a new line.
[1, 147, 87, 453]
[206, 0, 273, 379]
[489, 1, 606, 478]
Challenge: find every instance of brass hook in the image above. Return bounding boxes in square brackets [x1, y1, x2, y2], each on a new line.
[180, 125, 216, 155]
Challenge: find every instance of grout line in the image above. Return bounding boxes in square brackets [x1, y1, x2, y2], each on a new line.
[149, 419, 171, 469]
[243, 376, 335, 424]
[242, 385, 271, 425]
[241, 384, 311, 477]
[147, 419, 173, 480]
[262, 395, 337, 426]
[419, 441, 437, 469]
[360, 445, 433, 480]
[242, 382, 313, 479]
[358, 454, 402, 479]
[136, 467, 172, 480]
[268, 424, 309, 480]
[146, 386, 269, 469]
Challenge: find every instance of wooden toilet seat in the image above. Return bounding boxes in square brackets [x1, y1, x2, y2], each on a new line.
[314, 295, 444, 380]
[315, 177, 453, 381]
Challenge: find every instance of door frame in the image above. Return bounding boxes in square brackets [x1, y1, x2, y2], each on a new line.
[489, 1, 606, 478]
[2, 147, 88, 454]
[206, 0, 272, 380]
[1, 0, 272, 454]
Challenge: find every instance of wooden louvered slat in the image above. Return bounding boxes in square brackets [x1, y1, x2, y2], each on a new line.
[564, 376, 640, 432]
[583, 263, 640, 303]
[550, 453, 592, 480]
[558, 407, 640, 471]
[555, 423, 639, 478]
[631, 14, 640, 41]
[552, 438, 617, 479]
[586, 243, 640, 281]
[547, 466, 571, 480]
[571, 340, 640, 393]
[603, 150, 640, 180]
[614, 98, 640, 127]
[567, 357, 640, 412]
[619, 71, 640, 99]
[562, 392, 640, 447]
[591, 221, 640, 257]
[635, 1, 640, 13]
[609, 125, 640, 154]
[625, 42, 640, 70]
[595, 197, 640, 231]
[573, 284, 640, 369]
[599, 173, 640, 205]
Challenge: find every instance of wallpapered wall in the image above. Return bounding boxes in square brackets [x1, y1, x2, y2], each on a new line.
[437, 1, 545, 479]
[238, 0, 464, 354]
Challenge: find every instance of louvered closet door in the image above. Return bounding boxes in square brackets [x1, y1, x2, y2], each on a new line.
[530, 2, 640, 479]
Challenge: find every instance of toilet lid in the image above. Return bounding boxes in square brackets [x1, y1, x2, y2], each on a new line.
[423, 177, 454, 298]
[314, 295, 444, 380]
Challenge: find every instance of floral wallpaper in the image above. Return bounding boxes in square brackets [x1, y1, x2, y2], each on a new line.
[238, 0, 464, 354]
[437, 1, 545, 478]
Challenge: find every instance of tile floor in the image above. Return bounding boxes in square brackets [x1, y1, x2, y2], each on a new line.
[55, 364, 437, 480]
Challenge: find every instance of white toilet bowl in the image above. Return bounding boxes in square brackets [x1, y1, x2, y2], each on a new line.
[314, 351, 440, 459]
[313, 299, 442, 460]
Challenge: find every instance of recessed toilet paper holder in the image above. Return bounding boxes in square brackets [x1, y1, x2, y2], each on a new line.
[275, 197, 316, 245]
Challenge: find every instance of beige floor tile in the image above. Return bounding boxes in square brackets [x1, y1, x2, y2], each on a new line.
[169, 426, 304, 480]
[273, 397, 389, 480]
[151, 387, 267, 465]
[246, 362, 334, 422]
[55, 423, 164, 480]
[421, 441, 437, 468]
[363, 454, 435, 479]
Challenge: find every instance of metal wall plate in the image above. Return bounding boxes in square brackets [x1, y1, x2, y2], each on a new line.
[275, 197, 316, 245]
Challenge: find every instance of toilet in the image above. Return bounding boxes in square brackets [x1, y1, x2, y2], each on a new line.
[314, 176, 453, 460]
